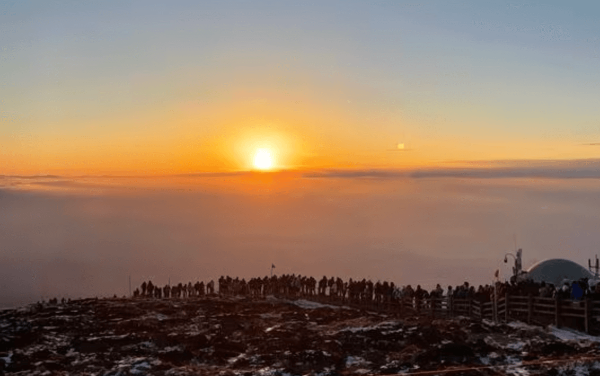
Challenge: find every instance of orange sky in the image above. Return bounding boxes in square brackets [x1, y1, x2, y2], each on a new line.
[3, 89, 598, 176]
[2, 2, 600, 176]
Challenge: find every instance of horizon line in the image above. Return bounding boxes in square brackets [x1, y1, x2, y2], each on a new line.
[3, 157, 600, 181]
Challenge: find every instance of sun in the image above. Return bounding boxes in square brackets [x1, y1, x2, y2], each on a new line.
[253, 148, 274, 170]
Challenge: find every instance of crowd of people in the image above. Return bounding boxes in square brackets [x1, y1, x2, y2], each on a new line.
[502, 277, 600, 301]
[133, 280, 215, 299]
[133, 274, 600, 311]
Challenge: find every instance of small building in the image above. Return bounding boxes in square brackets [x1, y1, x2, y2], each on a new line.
[522, 258, 594, 287]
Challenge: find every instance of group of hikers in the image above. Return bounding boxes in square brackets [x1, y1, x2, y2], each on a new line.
[501, 277, 600, 301]
[133, 280, 216, 298]
[133, 275, 406, 306]
[133, 273, 600, 312]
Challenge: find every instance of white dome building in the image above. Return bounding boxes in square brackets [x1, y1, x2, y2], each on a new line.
[523, 259, 594, 286]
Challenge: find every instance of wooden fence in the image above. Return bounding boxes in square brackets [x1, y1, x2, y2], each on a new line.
[311, 293, 600, 334]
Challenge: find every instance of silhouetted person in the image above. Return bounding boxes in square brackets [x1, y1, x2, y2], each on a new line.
[147, 281, 155, 297]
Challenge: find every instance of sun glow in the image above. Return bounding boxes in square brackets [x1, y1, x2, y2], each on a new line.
[253, 148, 274, 170]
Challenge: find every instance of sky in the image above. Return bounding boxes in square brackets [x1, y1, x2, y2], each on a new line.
[2, 0, 600, 174]
[1, 1, 600, 307]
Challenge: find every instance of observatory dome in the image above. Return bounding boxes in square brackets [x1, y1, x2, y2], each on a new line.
[524, 259, 593, 286]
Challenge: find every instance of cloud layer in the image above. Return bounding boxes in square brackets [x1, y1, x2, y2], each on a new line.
[2, 168, 600, 307]
[304, 159, 600, 180]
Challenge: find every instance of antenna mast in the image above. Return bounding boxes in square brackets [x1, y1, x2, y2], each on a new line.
[588, 255, 599, 278]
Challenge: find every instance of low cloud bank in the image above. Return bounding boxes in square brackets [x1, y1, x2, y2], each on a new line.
[3, 160, 600, 307]
[304, 159, 600, 180]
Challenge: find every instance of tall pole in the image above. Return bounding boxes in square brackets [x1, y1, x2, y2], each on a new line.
[494, 279, 498, 322]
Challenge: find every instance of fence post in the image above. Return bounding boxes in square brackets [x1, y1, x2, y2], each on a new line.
[555, 295, 561, 328]
[480, 300, 484, 320]
[505, 292, 509, 322]
[493, 295, 498, 323]
[468, 298, 472, 317]
[585, 298, 591, 334]
[481, 300, 484, 320]
[493, 286, 498, 323]
[528, 294, 533, 324]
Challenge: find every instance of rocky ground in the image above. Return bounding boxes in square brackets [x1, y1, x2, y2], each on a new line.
[2, 296, 600, 375]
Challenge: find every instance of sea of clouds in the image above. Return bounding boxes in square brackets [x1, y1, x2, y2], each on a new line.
[2, 161, 600, 307]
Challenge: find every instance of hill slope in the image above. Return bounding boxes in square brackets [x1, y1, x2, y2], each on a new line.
[2, 296, 600, 375]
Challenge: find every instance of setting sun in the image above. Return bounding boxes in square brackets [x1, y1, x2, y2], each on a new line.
[253, 149, 274, 170]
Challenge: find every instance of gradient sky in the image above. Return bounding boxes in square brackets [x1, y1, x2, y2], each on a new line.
[2, 1, 600, 174]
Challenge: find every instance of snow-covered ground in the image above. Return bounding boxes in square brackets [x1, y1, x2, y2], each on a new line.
[550, 325, 600, 343]
[2, 297, 600, 375]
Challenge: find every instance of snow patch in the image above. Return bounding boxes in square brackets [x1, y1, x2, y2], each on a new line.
[0, 352, 12, 365]
[228, 353, 247, 364]
[569, 363, 596, 376]
[130, 361, 151, 374]
[346, 355, 370, 367]
[290, 299, 344, 310]
[505, 341, 526, 351]
[338, 320, 401, 334]
[162, 345, 184, 352]
[549, 325, 600, 343]
[507, 321, 537, 331]
[504, 355, 523, 365]
[504, 366, 530, 375]
[482, 318, 498, 327]
[140, 312, 169, 321]
[87, 333, 129, 341]
[256, 367, 294, 376]
[259, 312, 282, 319]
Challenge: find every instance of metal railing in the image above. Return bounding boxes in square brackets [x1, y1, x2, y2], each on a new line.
[304, 292, 598, 333]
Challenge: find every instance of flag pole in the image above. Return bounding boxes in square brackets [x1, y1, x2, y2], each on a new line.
[493, 268, 499, 322]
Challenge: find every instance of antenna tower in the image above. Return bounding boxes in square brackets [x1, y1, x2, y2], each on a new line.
[589, 255, 599, 278]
